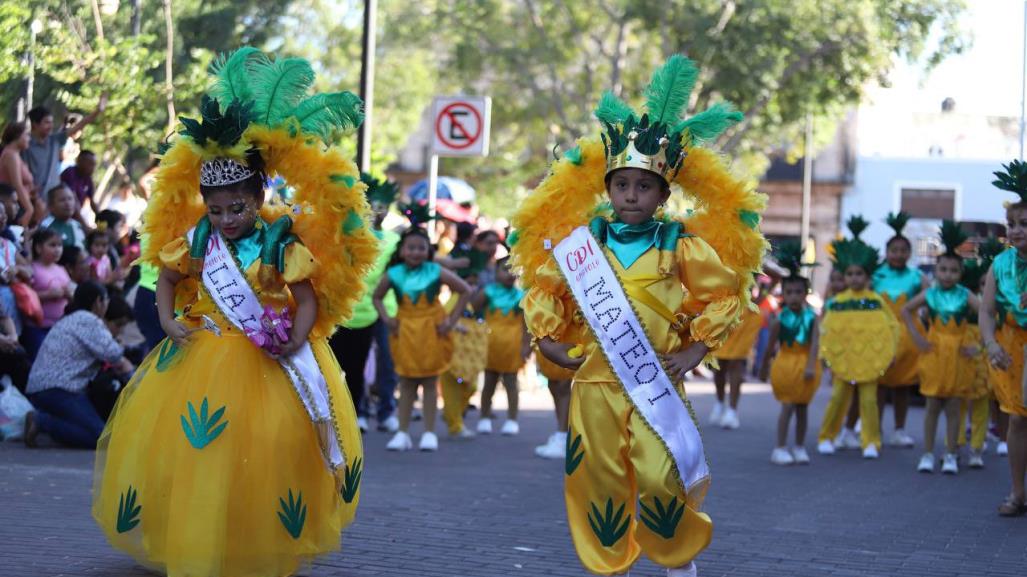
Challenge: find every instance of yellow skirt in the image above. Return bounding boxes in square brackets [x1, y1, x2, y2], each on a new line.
[918, 323, 973, 398]
[92, 331, 362, 577]
[391, 302, 453, 378]
[486, 312, 526, 374]
[992, 322, 1027, 417]
[880, 297, 921, 387]
[713, 308, 761, 361]
[770, 343, 821, 404]
[961, 326, 989, 400]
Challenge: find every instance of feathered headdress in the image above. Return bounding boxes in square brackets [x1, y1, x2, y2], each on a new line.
[774, 240, 816, 280]
[595, 55, 742, 182]
[993, 159, 1027, 205]
[939, 219, 968, 257]
[831, 215, 880, 273]
[885, 211, 911, 241]
[398, 200, 435, 228]
[361, 173, 399, 206]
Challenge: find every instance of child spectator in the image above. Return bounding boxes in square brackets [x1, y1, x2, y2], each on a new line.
[40, 184, 85, 250]
[85, 230, 114, 285]
[24, 228, 72, 359]
[0, 295, 30, 393]
[22, 281, 131, 448]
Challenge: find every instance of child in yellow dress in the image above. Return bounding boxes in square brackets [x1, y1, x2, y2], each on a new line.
[709, 294, 761, 430]
[903, 221, 979, 474]
[375, 225, 471, 452]
[91, 49, 375, 577]
[817, 216, 900, 459]
[873, 212, 927, 448]
[760, 242, 820, 466]
[513, 55, 767, 577]
[980, 160, 1027, 516]
[474, 258, 530, 436]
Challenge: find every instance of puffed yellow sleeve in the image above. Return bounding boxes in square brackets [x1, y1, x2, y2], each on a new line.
[678, 236, 742, 349]
[282, 242, 318, 285]
[158, 237, 191, 276]
[523, 258, 570, 342]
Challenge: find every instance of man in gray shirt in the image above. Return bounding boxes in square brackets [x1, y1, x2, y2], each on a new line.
[22, 94, 107, 199]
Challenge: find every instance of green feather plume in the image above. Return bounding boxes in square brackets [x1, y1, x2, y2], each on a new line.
[885, 211, 911, 238]
[398, 200, 434, 227]
[846, 215, 870, 240]
[774, 241, 805, 278]
[993, 159, 1027, 202]
[208, 47, 259, 108]
[293, 92, 364, 144]
[178, 95, 254, 148]
[939, 219, 968, 257]
[361, 172, 399, 205]
[594, 91, 636, 126]
[248, 54, 316, 127]
[673, 102, 743, 144]
[643, 55, 698, 125]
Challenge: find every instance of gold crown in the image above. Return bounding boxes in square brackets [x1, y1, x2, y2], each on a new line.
[605, 131, 679, 180]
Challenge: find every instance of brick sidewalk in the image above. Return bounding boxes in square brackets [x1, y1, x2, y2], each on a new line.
[2, 380, 1026, 577]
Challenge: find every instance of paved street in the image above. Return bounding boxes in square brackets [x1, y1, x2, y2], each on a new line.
[2, 377, 1026, 577]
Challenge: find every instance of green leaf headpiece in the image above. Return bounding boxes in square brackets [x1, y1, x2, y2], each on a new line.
[830, 215, 879, 273]
[938, 219, 968, 257]
[361, 173, 399, 206]
[993, 159, 1027, 204]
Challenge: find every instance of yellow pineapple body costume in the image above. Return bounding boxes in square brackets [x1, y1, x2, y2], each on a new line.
[989, 248, 1027, 417]
[512, 55, 767, 575]
[92, 48, 376, 577]
[770, 307, 821, 405]
[484, 283, 527, 373]
[873, 266, 924, 387]
[817, 289, 900, 450]
[917, 285, 974, 398]
[386, 262, 454, 379]
[440, 304, 488, 435]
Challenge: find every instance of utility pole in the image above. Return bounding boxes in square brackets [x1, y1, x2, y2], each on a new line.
[800, 112, 814, 253]
[356, 0, 377, 173]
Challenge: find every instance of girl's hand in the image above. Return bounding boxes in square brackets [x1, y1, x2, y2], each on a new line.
[803, 366, 816, 381]
[63, 284, 74, 299]
[960, 346, 980, 359]
[385, 317, 399, 334]
[660, 342, 710, 382]
[987, 341, 1012, 370]
[521, 341, 532, 361]
[275, 338, 304, 359]
[162, 319, 197, 347]
[437, 319, 454, 336]
[538, 338, 585, 371]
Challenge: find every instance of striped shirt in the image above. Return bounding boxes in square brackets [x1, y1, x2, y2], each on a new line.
[26, 310, 123, 394]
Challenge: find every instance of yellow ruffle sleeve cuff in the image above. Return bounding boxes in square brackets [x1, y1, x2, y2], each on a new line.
[159, 237, 191, 276]
[678, 236, 742, 350]
[282, 242, 318, 285]
[523, 259, 569, 342]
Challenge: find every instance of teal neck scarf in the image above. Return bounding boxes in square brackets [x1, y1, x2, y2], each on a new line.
[590, 216, 684, 270]
[387, 261, 441, 304]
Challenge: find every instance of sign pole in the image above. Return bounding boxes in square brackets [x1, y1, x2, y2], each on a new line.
[356, 0, 377, 172]
[428, 153, 439, 240]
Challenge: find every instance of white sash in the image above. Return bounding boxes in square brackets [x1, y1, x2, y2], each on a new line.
[192, 228, 345, 471]
[554, 226, 709, 500]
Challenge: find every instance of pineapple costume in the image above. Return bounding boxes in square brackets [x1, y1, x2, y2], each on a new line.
[988, 247, 1027, 417]
[770, 306, 822, 405]
[712, 306, 761, 360]
[817, 217, 900, 451]
[92, 48, 377, 577]
[917, 284, 975, 398]
[873, 212, 925, 387]
[385, 261, 454, 379]
[440, 302, 488, 436]
[484, 283, 527, 373]
[957, 240, 1002, 452]
[512, 55, 766, 575]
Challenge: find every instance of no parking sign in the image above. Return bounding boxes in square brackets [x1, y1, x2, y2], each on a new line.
[431, 96, 491, 157]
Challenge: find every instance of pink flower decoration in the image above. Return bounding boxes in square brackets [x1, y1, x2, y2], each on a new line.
[245, 306, 293, 355]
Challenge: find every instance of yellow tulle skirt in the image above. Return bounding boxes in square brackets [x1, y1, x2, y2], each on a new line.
[992, 322, 1027, 417]
[770, 343, 822, 404]
[918, 322, 972, 398]
[92, 330, 362, 577]
[391, 301, 453, 378]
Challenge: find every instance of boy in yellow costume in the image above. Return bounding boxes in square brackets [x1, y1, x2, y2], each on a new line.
[817, 216, 900, 459]
[512, 55, 767, 577]
[980, 160, 1027, 516]
[91, 48, 376, 577]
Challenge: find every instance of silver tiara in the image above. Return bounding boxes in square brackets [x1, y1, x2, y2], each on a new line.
[200, 158, 255, 187]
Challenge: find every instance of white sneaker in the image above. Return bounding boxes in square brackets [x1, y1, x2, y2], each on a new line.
[941, 453, 958, 474]
[817, 440, 836, 455]
[535, 432, 567, 459]
[889, 429, 915, 448]
[720, 407, 740, 430]
[419, 431, 439, 452]
[381, 415, 400, 433]
[356, 416, 369, 433]
[476, 418, 493, 434]
[771, 447, 795, 466]
[917, 452, 935, 473]
[840, 428, 861, 450]
[385, 431, 413, 451]
[968, 450, 985, 469]
[667, 562, 697, 577]
[708, 402, 724, 425]
[791, 446, 811, 465]
[862, 445, 879, 459]
[450, 427, 476, 440]
[997, 441, 1009, 456]
[854, 418, 862, 434]
[500, 420, 520, 436]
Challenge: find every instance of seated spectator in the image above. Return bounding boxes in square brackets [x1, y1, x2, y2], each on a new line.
[60, 150, 96, 225]
[40, 184, 85, 250]
[24, 228, 72, 359]
[22, 282, 132, 449]
[85, 230, 114, 285]
[59, 245, 91, 289]
[85, 294, 135, 421]
[0, 183, 22, 247]
[0, 296, 29, 393]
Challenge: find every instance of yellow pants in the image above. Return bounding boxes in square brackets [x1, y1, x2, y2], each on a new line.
[566, 382, 711, 575]
[440, 372, 476, 435]
[817, 379, 881, 450]
[957, 399, 989, 451]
